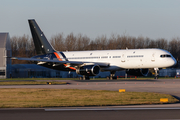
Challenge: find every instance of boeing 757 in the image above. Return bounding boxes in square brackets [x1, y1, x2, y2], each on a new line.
[12, 19, 177, 79]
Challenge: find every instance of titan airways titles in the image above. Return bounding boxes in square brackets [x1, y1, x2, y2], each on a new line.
[12, 19, 177, 79]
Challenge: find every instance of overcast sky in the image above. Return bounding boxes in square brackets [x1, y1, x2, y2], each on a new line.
[0, 0, 180, 40]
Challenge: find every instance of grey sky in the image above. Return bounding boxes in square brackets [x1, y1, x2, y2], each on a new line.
[0, 0, 180, 40]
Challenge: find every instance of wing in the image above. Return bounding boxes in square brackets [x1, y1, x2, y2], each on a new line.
[12, 57, 110, 67]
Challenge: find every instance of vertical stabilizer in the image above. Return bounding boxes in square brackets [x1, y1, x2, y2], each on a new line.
[28, 19, 55, 55]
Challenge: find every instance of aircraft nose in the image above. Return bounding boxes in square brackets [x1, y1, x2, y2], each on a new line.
[171, 57, 177, 66]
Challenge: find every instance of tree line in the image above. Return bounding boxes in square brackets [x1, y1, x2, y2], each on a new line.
[11, 33, 180, 64]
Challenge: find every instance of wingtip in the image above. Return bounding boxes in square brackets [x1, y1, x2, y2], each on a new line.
[11, 57, 18, 59]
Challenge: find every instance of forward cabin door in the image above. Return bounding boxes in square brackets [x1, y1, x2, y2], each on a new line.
[151, 53, 155, 62]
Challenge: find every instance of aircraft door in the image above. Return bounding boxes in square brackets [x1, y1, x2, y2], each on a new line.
[121, 53, 126, 62]
[151, 53, 155, 62]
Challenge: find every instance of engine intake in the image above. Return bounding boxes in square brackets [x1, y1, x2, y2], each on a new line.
[126, 69, 149, 76]
[76, 65, 100, 76]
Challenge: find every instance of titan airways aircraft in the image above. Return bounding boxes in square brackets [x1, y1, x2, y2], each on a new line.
[12, 19, 177, 79]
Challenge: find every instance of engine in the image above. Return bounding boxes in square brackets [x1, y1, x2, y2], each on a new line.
[126, 69, 149, 76]
[76, 65, 100, 76]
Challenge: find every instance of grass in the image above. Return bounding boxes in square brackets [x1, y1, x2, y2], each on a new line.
[0, 81, 67, 85]
[0, 89, 178, 108]
[0, 78, 80, 81]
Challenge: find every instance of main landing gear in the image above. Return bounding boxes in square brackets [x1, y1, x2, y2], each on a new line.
[107, 71, 117, 80]
[79, 75, 90, 80]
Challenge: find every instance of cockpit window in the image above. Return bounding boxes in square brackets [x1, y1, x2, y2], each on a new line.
[160, 54, 171, 58]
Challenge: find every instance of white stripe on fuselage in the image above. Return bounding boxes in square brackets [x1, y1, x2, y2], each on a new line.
[60, 48, 176, 70]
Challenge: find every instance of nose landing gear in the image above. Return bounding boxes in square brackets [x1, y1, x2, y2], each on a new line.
[154, 68, 159, 79]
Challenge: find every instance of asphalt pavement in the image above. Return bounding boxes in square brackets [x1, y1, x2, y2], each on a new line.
[1, 108, 180, 120]
[1, 78, 180, 120]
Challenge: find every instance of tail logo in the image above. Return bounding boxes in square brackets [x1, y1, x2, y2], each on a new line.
[54, 52, 76, 70]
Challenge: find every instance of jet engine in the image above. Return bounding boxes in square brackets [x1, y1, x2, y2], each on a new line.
[76, 65, 100, 76]
[126, 69, 149, 76]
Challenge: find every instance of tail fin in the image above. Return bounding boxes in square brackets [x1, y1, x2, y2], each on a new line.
[28, 19, 55, 55]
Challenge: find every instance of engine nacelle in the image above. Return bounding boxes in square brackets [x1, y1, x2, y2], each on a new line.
[126, 69, 149, 76]
[76, 65, 100, 76]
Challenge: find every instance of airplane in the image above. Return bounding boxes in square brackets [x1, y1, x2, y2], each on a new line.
[12, 19, 177, 80]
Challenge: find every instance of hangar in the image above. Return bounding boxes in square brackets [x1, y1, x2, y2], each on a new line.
[0, 33, 11, 78]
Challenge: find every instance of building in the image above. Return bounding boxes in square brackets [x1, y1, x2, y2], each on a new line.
[0, 33, 11, 78]
[159, 68, 176, 77]
[11, 64, 68, 78]
[10, 64, 126, 78]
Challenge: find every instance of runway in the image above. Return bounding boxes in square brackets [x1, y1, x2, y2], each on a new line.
[1, 108, 180, 120]
[1, 79, 180, 120]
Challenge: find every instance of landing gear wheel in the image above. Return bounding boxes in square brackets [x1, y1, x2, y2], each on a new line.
[81, 75, 90, 80]
[109, 71, 117, 80]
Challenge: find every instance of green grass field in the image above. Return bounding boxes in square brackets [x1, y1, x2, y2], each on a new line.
[0, 89, 178, 108]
